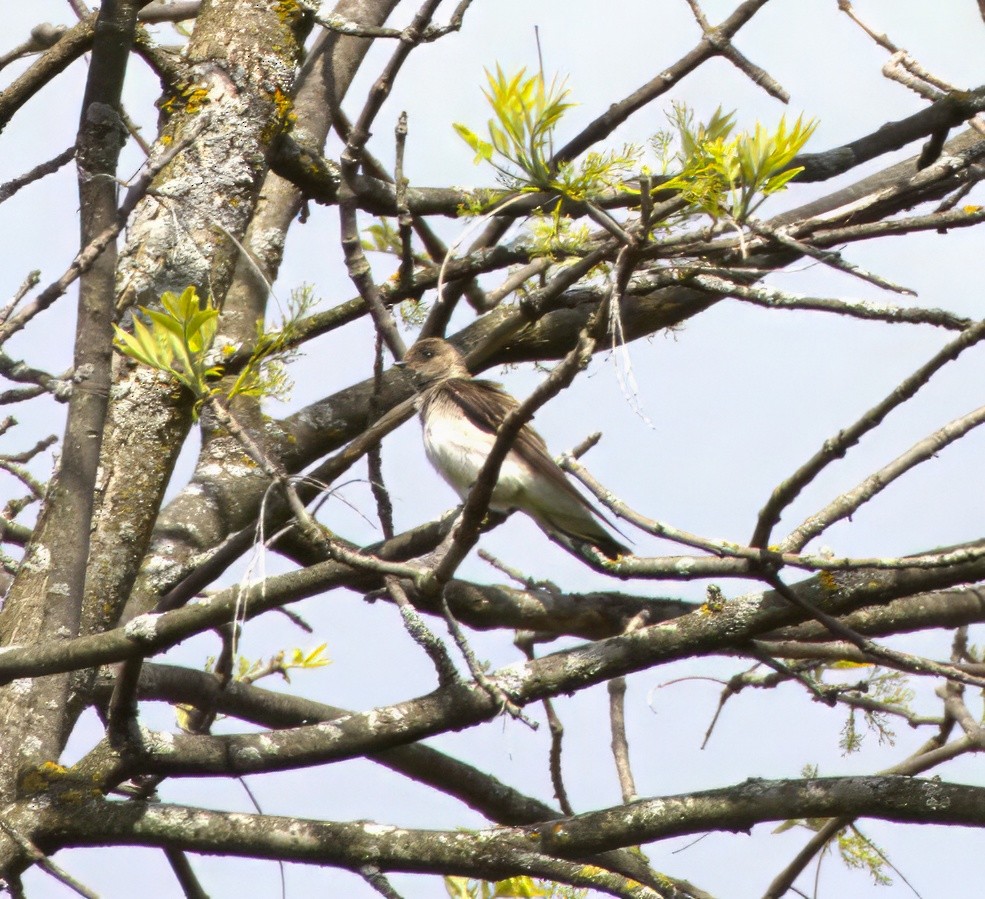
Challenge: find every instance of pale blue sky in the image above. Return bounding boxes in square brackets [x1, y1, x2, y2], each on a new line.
[4, 2, 985, 896]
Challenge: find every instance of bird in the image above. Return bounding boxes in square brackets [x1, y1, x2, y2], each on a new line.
[400, 338, 628, 559]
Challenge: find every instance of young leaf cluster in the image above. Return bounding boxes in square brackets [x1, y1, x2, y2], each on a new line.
[660, 104, 817, 221]
[837, 826, 894, 887]
[226, 282, 318, 403]
[174, 644, 330, 732]
[454, 66, 574, 191]
[445, 875, 586, 898]
[361, 218, 403, 255]
[453, 66, 642, 200]
[113, 284, 314, 414]
[525, 200, 593, 258]
[451, 66, 817, 294]
[112, 286, 220, 403]
[835, 665, 913, 754]
[234, 642, 331, 686]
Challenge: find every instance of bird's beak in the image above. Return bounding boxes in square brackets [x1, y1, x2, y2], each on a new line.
[393, 360, 406, 369]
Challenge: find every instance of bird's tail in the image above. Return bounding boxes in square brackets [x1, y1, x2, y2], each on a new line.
[533, 506, 629, 560]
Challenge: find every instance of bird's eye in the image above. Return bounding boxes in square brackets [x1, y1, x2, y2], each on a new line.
[421, 348, 434, 358]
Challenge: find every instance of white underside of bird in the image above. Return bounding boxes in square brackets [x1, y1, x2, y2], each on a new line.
[401, 337, 628, 558]
[421, 408, 611, 540]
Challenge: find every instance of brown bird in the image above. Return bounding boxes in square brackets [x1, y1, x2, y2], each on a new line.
[401, 338, 628, 559]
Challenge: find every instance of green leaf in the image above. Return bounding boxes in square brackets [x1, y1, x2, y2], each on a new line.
[453, 123, 494, 164]
[290, 643, 331, 669]
[662, 105, 817, 221]
[112, 285, 221, 404]
[761, 165, 804, 195]
[454, 65, 575, 191]
[492, 876, 550, 897]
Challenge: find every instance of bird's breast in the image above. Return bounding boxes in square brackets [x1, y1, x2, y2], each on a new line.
[421, 409, 527, 510]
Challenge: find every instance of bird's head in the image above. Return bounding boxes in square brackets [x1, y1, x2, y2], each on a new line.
[399, 338, 471, 386]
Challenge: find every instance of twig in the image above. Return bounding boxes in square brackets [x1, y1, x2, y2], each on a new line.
[440, 594, 536, 727]
[0, 23, 67, 72]
[688, 272, 973, 331]
[163, 847, 209, 899]
[368, 333, 395, 539]
[544, 694, 573, 814]
[138, 1, 201, 23]
[684, 0, 789, 102]
[483, 258, 552, 307]
[0, 348, 68, 398]
[315, 0, 473, 43]
[795, 139, 985, 231]
[0, 271, 40, 326]
[359, 865, 405, 899]
[0, 146, 76, 205]
[806, 197, 985, 245]
[106, 653, 143, 747]
[342, 0, 446, 164]
[632, 204, 985, 282]
[561, 454, 733, 556]
[749, 638, 985, 681]
[292, 397, 418, 517]
[0, 818, 100, 899]
[584, 202, 635, 246]
[329, 105, 490, 321]
[746, 648, 940, 730]
[386, 576, 458, 687]
[763, 571, 985, 690]
[747, 220, 915, 295]
[780, 402, 985, 552]
[569, 452, 985, 577]
[0, 436, 56, 479]
[752, 316, 985, 548]
[608, 676, 638, 803]
[0, 122, 205, 345]
[698, 660, 774, 749]
[205, 397, 420, 581]
[517, 634, 574, 814]
[838, 0, 985, 138]
[551, 0, 773, 166]
[478, 548, 560, 594]
[394, 112, 414, 286]
[337, 194, 406, 359]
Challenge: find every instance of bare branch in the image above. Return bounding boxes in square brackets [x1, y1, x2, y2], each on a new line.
[0, 147, 76, 205]
[780, 403, 985, 552]
[608, 677, 639, 804]
[552, 0, 773, 166]
[753, 316, 985, 548]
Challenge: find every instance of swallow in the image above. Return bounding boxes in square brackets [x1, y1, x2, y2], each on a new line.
[401, 338, 628, 559]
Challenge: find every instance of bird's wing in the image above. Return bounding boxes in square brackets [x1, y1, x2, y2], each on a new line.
[433, 378, 629, 557]
[439, 379, 609, 514]
[439, 378, 560, 468]
[439, 378, 520, 429]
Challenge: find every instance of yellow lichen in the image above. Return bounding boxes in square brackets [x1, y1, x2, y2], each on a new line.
[272, 87, 296, 126]
[819, 570, 839, 592]
[273, 0, 303, 24]
[157, 83, 210, 120]
[19, 761, 104, 803]
[20, 761, 68, 794]
[60, 787, 102, 804]
[261, 87, 297, 143]
[183, 87, 209, 115]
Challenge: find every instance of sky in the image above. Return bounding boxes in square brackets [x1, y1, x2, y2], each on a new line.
[4, 1, 985, 897]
